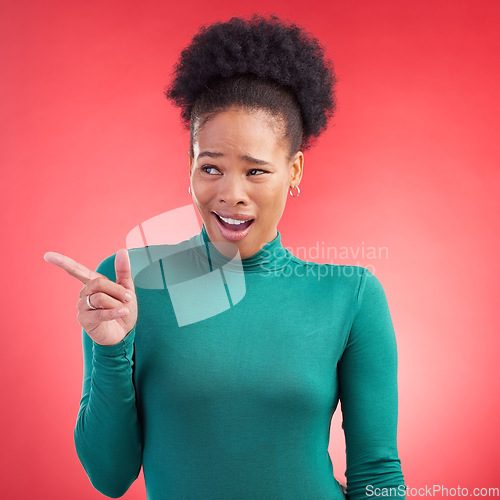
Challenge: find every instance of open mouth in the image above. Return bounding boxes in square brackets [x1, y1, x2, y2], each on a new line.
[213, 212, 254, 232]
[211, 211, 256, 241]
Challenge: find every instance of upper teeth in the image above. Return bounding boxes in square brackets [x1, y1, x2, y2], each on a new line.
[216, 213, 250, 225]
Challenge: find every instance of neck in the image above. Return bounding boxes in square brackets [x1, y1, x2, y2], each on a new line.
[189, 224, 292, 274]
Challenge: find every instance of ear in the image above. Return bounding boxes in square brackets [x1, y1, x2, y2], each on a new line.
[289, 151, 304, 188]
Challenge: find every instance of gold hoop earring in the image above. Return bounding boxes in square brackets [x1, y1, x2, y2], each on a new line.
[289, 185, 300, 197]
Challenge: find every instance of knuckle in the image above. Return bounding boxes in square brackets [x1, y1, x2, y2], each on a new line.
[91, 292, 101, 307]
[88, 276, 99, 287]
[95, 276, 109, 289]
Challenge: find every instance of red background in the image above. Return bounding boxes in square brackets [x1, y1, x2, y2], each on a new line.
[1, 0, 499, 498]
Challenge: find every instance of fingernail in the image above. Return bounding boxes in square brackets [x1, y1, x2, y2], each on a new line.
[124, 293, 132, 301]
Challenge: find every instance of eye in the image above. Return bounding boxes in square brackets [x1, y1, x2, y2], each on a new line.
[201, 165, 221, 175]
[247, 168, 268, 176]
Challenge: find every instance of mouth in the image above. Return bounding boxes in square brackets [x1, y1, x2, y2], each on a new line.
[211, 211, 255, 241]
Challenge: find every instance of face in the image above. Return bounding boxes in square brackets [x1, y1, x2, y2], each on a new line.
[189, 106, 303, 260]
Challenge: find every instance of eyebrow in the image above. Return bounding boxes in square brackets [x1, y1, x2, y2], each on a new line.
[197, 151, 274, 167]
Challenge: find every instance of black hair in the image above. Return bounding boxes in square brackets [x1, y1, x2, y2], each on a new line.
[164, 14, 336, 159]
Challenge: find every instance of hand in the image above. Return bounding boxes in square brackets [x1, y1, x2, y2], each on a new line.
[43, 249, 138, 346]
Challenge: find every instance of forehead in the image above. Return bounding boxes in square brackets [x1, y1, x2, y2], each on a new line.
[193, 107, 286, 157]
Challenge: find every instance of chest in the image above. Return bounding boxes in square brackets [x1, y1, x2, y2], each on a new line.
[132, 272, 351, 415]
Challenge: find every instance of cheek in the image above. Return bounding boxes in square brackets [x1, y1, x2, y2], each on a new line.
[191, 179, 214, 206]
[258, 184, 288, 215]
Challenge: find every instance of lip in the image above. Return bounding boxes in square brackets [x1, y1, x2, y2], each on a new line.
[211, 211, 255, 241]
[212, 210, 254, 221]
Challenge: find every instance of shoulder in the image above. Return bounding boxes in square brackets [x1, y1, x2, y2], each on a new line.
[287, 253, 368, 281]
[284, 254, 378, 301]
[355, 267, 389, 303]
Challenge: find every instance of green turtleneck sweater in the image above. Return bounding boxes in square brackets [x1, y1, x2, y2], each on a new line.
[74, 225, 406, 499]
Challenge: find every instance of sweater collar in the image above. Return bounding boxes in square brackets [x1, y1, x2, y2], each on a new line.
[189, 224, 292, 274]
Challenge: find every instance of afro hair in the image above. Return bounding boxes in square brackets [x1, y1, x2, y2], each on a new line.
[164, 14, 336, 154]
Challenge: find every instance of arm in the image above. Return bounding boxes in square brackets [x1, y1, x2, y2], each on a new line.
[74, 254, 143, 498]
[338, 268, 406, 499]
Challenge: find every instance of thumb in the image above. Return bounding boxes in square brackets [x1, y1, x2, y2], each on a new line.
[115, 248, 135, 292]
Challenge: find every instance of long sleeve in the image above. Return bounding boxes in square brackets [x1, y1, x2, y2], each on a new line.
[74, 254, 143, 498]
[338, 268, 406, 499]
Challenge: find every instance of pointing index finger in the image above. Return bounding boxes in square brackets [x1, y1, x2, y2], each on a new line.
[43, 251, 102, 284]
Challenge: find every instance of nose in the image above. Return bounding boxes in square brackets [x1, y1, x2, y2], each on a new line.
[218, 174, 248, 206]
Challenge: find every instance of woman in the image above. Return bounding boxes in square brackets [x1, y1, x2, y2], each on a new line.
[44, 14, 406, 499]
